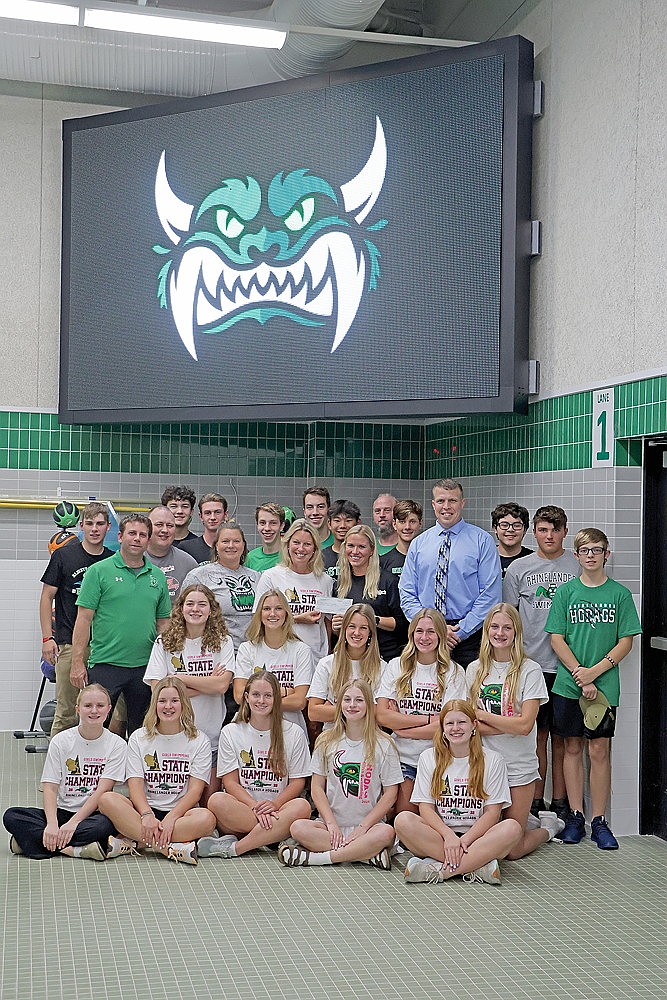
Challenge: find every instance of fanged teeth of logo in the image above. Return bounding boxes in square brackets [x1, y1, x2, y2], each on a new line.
[169, 232, 365, 360]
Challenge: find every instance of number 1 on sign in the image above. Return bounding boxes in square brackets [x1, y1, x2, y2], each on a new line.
[596, 409, 610, 461]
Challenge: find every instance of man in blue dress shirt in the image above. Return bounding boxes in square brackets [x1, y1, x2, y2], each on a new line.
[399, 479, 501, 668]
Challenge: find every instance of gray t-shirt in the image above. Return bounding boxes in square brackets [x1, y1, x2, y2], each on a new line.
[182, 562, 261, 650]
[502, 550, 580, 673]
[311, 735, 403, 829]
[146, 546, 197, 603]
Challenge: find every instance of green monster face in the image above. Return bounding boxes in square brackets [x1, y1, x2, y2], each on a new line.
[153, 118, 388, 359]
[333, 751, 360, 798]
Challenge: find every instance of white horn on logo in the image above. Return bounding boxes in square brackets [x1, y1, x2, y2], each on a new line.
[155, 150, 194, 246]
[340, 117, 387, 225]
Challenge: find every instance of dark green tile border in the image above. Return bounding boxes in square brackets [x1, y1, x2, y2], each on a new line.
[0, 375, 662, 479]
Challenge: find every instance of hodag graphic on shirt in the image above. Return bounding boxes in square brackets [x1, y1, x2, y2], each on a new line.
[153, 119, 388, 359]
[222, 574, 256, 612]
[333, 752, 360, 798]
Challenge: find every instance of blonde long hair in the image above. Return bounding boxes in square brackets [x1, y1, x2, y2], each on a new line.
[430, 699, 487, 801]
[161, 584, 229, 654]
[335, 524, 381, 600]
[315, 678, 393, 769]
[245, 589, 300, 646]
[235, 670, 287, 778]
[280, 518, 324, 576]
[468, 603, 527, 714]
[396, 609, 452, 700]
[329, 603, 382, 698]
[143, 676, 198, 740]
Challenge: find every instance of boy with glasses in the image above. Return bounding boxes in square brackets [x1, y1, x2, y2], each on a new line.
[546, 528, 641, 849]
[491, 503, 532, 577]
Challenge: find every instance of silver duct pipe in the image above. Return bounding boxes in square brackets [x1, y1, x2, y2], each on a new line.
[0, 2, 393, 99]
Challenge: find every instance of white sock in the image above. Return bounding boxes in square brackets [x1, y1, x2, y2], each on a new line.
[228, 843, 238, 856]
[306, 851, 332, 865]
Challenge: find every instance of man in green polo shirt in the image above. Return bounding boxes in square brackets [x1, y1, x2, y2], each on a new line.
[71, 514, 172, 734]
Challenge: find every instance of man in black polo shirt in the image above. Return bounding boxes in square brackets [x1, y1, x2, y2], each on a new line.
[39, 502, 112, 735]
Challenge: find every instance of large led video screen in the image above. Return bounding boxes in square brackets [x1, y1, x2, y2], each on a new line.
[60, 37, 533, 423]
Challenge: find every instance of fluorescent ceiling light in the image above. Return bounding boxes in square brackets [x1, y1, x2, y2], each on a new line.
[1, 0, 79, 25]
[83, 4, 286, 49]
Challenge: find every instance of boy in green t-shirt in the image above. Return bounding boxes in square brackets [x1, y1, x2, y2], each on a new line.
[545, 528, 641, 850]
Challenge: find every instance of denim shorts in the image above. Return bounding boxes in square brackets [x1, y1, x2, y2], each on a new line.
[400, 762, 418, 781]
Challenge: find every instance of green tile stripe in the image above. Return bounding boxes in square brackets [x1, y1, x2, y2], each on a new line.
[0, 412, 423, 480]
[426, 375, 666, 478]
[0, 374, 662, 480]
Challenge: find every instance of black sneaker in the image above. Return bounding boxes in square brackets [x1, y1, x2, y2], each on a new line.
[549, 797, 570, 822]
[560, 810, 586, 844]
[591, 815, 619, 850]
[530, 797, 546, 817]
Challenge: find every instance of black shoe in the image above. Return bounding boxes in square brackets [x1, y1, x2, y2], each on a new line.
[591, 815, 619, 850]
[530, 797, 546, 817]
[560, 810, 586, 844]
[549, 797, 570, 822]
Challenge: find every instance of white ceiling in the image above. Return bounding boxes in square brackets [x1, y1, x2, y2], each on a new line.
[0, 0, 539, 98]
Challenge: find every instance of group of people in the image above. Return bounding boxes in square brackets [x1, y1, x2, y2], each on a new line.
[4, 480, 641, 884]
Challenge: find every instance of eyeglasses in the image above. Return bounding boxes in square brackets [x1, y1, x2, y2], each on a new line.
[497, 522, 524, 531]
[577, 546, 606, 556]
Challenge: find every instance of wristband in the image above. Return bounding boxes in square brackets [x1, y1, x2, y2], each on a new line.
[375, 616, 381, 626]
[605, 654, 616, 667]
[43, 637, 55, 643]
[140, 810, 154, 818]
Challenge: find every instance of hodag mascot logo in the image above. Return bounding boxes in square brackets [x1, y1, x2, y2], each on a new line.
[153, 118, 388, 359]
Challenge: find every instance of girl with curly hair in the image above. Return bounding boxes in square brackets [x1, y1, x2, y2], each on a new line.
[144, 585, 235, 797]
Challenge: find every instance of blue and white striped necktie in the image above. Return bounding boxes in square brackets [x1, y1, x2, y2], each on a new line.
[434, 531, 451, 615]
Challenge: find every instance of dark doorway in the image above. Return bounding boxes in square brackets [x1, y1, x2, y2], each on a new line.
[640, 437, 667, 838]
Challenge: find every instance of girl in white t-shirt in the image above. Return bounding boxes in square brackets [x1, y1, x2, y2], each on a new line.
[99, 677, 215, 865]
[307, 603, 384, 727]
[144, 584, 235, 798]
[235, 589, 313, 736]
[198, 670, 311, 859]
[467, 603, 562, 858]
[394, 699, 522, 884]
[279, 679, 402, 869]
[4, 684, 126, 860]
[253, 519, 333, 660]
[376, 609, 467, 813]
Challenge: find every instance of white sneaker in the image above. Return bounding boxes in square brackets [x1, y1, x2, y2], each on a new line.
[77, 842, 106, 862]
[107, 836, 139, 859]
[404, 857, 444, 884]
[9, 836, 23, 856]
[538, 811, 565, 842]
[197, 834, 237, 859]
[463, 859, 501, 885]
[166, 841, 198, 865]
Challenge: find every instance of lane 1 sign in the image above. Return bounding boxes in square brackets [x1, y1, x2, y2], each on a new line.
[592, 387, 614, 467]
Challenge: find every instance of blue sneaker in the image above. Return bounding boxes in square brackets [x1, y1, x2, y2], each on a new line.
[591, 815, 619, 850]
[560, 810, 586, 844]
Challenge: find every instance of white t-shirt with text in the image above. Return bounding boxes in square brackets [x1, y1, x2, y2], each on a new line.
[126, 728, 212, 811]
[144, 635, 235, 747]
[411, 747, 511, 832]
[41, 727, 126, 812]
[377, 658, 467, 766]
[217, 720, 311, 800]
